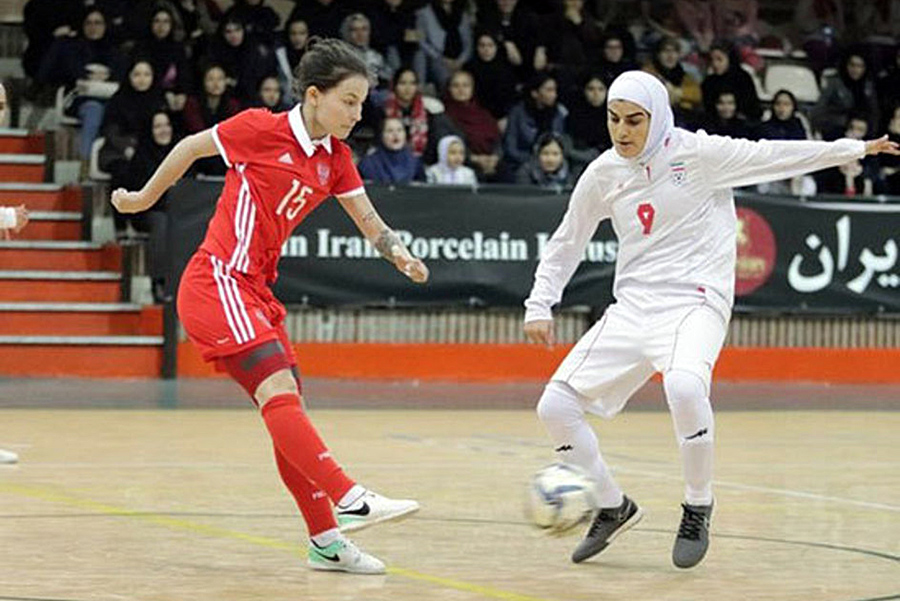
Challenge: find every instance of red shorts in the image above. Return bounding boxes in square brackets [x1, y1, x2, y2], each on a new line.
[177, 250, 297, 368]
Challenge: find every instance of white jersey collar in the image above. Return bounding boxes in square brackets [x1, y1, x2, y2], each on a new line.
[289, 104, 333, 157]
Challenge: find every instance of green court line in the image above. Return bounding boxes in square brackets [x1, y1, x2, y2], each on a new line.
[0, 483, 552, 601]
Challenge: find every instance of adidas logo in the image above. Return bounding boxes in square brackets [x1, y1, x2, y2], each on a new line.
[278, 152, 294, 165]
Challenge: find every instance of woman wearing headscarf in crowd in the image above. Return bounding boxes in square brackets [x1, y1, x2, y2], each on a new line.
[525, 70, 899, 572]
[502, 73, 568, 177]
[426, 135, 477, 185]
[462, 29, 519, 124]
[124, 110, 181, 303]
[703, 90, 752, 139]
[275, 18, 308, 105]
[222, 0, 280, 43]
[414, 0, 474, 91]
[643, 36, 702, 126]
[182, 63, 241, 175]
[876, 47, 900, 130]
[101, 58, 167, 228]
[442, 70, 501, 179]
[205, 15, 276, 104]
[358, 117, 425, 184]
[596, 29, 639, 86]
[757, 90, 809, 141]
[37, 8, 126, 159]
[382, 68, 430, 157]
[341, 13, 393, 91]
[254, 75, 290, 112]
[816, 114, 882, 196]
[701, 41, 760, 123]
[566, 72, 611, 173]
[812, 51, 879, 140]
[288, 0, 349, 40]
[133, 5, 192, 115]
[369, 0, 421, 72]
[534, 0, 602, 101]
[515, 132, 573, 187]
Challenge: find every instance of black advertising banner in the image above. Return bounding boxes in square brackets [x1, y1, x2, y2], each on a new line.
[167, 181, 900, 313]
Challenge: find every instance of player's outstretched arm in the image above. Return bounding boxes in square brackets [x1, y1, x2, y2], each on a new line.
[111, 130, 219, 214]
[337, 192, 429, 283]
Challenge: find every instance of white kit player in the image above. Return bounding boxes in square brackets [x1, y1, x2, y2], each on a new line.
[524, 71, 899, 568]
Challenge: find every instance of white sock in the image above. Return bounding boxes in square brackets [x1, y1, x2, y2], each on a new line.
[337, 484, 366, 509]
[664, 370, 715, 505]
[310, 527, 341, 547]
[536, 381, 624, 508]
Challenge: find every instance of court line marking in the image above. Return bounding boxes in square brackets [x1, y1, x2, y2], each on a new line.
[0, 483, 553, 601]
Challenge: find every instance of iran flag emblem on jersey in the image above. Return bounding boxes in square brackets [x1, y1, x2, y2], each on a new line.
[670, 161, 686, 186]
[317, 162, 330, 186]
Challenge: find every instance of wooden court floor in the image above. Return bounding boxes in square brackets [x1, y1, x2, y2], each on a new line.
[1, 408, 898, 601]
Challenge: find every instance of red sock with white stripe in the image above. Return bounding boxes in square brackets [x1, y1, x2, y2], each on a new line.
[273, 446, 338, 536]
[261, 393, 356, 503]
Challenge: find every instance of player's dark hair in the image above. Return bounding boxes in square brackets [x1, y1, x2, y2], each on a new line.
[293, 37, 369, 100]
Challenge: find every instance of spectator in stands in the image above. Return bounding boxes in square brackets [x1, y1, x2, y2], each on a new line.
[426, 135, 477, 184]
[879, 105, 900, 195]
[701, 41, 760, 122]
[643, 37, 702, 124]
[793, 0, 843, 75]
[502, 73, 567, 177]
[358, 117, 425, 184]
[757, 90, 809, 141]
[566, 72, 610, 173]
[182, 63, 241, 175]
[515, 132, 573, 187]
[704, 90, 752, 138]
[383, 68, 430, 157]
[816, 115, 881, 196]
[22, 0, 81, 80]
[100, 59, 167, 218]
[206, 15, 277, 104]
[442, 70, 501, 179]
[37, 8, 126, 160]
[534, 0, 602, 101]
[275, 18, 309, 105]
[133, 6, 192, 115]
[288, 0, 349, 40]
[222, 0, 281, 43]
[254, 75, 289, 112]
[596, 30, 639, 86]
[812, 52, 880, 140]
[368, 0, 421, 72]
[877, 47, 900, 131]
[341, 13, 393, 90]
[477, 0, 539, 81]
[415, 0, 474, 92]
[125, 110, 180, 302]
[463, 30, 519, 124]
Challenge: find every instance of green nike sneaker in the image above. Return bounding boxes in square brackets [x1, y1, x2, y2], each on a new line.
[308, 537, 386, 574]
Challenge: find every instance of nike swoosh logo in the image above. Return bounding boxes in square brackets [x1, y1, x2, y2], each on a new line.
[340, 501, 371, 517]
[685, 428, 708, 441]
[319, 552, 341, 562]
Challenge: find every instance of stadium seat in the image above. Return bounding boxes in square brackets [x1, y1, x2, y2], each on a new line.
[763, 64, 820, 103]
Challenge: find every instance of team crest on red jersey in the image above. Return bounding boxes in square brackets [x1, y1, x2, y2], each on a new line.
[317, 162, 330, 186]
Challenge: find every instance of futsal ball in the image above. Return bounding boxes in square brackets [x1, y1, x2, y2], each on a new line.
[526, 463, 599, 535]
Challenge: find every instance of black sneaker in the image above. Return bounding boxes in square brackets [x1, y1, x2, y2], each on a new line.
[571, 495, 643, 563]
[672, 500, 714, 569]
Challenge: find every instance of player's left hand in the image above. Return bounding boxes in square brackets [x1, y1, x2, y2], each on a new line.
[865, 135, 900, 156]
[394, 252, 429, 283]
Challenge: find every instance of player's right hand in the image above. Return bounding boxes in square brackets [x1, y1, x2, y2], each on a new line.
[111, 188, 154, 214]
[524, 319, 555, 348]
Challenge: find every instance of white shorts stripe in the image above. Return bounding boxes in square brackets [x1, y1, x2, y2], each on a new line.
[223, 267, 256, 340]
[209, 255, 245, 344]
[241, 203, 256, 272]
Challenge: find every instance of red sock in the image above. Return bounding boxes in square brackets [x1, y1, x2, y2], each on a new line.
[274, 446, 337, 536]
[261, 393, 355, 503]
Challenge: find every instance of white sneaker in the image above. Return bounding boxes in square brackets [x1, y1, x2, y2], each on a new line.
[0, 449, 18, 464]
[307, 537, 386, 574]
[336, 489, 420, 533]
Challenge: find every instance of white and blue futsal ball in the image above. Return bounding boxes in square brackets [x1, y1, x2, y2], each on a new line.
[526, 463, 599, 535]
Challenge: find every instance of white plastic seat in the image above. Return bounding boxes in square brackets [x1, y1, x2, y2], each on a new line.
[763, 64, 820, 103]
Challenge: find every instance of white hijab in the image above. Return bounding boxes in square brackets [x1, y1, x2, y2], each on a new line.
[434, 135, 466, 182]
[607, 71, 675, 162]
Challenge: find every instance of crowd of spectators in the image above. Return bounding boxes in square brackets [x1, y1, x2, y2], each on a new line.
[19, 0, 900, 199]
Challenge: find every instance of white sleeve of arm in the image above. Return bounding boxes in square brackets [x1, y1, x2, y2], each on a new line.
[698, 132, 866, 189]
[524, 172, 608, 323]
[0, 206, 15, 229]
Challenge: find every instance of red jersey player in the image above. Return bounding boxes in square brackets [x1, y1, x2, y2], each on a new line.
[112, 39, 428, 574]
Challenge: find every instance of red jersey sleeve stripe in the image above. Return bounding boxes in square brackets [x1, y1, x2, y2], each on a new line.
[335, 186, 366, 199]
[211, 124, 232, 168]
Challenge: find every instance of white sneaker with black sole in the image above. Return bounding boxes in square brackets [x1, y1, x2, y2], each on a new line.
[336, 489, 420, 533]
[307, 537, 386, 574]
